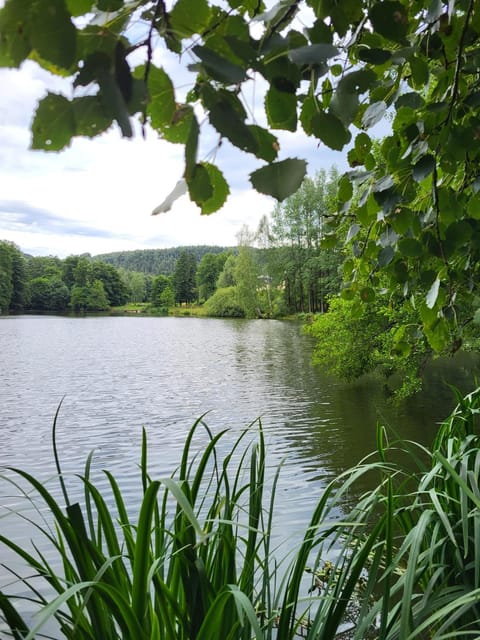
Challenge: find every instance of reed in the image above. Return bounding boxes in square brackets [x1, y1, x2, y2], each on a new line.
[1, 389, 480, 638]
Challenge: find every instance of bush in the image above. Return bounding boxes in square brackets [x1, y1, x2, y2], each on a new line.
[304, 295, 429, 398]
[204, 286, 244, 318]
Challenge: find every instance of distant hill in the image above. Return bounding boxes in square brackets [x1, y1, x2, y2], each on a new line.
[94, 246, 234, 275]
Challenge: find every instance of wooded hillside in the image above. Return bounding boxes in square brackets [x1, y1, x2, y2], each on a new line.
[95, 246, 233, 275]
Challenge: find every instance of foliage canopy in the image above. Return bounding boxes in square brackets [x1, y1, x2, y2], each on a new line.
[2, 0, 480, 350]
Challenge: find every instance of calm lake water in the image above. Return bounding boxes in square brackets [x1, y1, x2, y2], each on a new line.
[1, 314, 478, 555]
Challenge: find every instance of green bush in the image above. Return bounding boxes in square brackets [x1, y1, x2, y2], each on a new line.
[304, 295, 429, 398]
[204, 286, 245, 318]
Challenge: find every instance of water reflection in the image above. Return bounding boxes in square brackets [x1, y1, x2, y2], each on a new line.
[0, 316, 478, 531]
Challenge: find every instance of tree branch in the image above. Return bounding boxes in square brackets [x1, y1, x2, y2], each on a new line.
[447, 0, 476, 123]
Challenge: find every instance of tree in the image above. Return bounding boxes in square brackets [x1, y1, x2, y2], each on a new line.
[196, 252, 228, 301]
[3, 0, 480, 354]
[151, 274, 172, 306]
[86, 280, 110, 311]
[27, 256, 63, 280]
[305, 294, 429, 399]
[0, 241, 27, 313]
[9, 248, 27, 311]
[0, 240, 14, 313]
[270, 171, 343, 313]
[70, 280, 109, 312]
[90, 261, 129, 306]
[29, 276, 70, 312]
[119, 270, 146, 304]
[217, 255, 237, 289]
[234, 225, 258, 319]
[173, 251, 197, 305]
[204, 286, 244, 317]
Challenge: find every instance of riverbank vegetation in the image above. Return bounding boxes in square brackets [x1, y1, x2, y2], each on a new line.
[2, 389, 480, 638]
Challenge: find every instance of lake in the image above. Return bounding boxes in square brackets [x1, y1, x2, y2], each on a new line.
[1, 314, 478, 546]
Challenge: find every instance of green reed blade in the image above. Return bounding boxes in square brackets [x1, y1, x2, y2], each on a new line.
[131, 480, 161, 623]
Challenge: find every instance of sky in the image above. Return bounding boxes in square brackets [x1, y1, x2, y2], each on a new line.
[0, 14, 348, 259]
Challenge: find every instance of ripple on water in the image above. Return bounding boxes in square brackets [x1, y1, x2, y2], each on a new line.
[1, 315, 460, 624]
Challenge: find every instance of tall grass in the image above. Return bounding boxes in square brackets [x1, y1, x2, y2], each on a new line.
[1, 388, 480, 638]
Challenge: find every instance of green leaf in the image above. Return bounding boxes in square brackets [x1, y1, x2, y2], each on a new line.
[72, 96, 112, 137]
[204, 89, 258, 152]
[321, 233, 338, 249]
[409, 55, 429, 87]
[338, 174, 353, 202]
[30, 0, 77, 70]
[265, 86, 297, 131]
[378, 245, 395, 266]
[300, 95, 319, 135]
[288, 43, 339, 65]
[310, 110, 351, 150]
[337, 69, 377, 94]
[261, 54, 301, 93]
[247, 125, 279, 162]
[362, 101, 387, 128]
[188, 163, 214, 206]
[392, 339, 411, 357]
[66, 0, 94, 16]
[444, 220, 472, 249]
[357, 47, 392, 64]
[0, 0, 32, 66]
[192, 45, 247, 83]
[97, 69, 132, 138]
[424, 316, 450, 351]
[227, 0, 261, 16]
[426, 277, 440, 309]
[31, 93, 75, 150]
[97, 0, 122, 9]
[413, 154, 435, 182]
[250, 158, 307, 201]
[467, 195, 480, 219]
[397, 237, 423, 257]
[147, 65, 176, 131]
[197, 163, 230, 214]
[346, 223, 360, 242]
[162, 104, 194, 144]
[169, 0, 211, 37]
[396, 91, 424, 109]
[184, 114, 199, 181]
[330, 89, 359, 125]
[369, 1, 409, 42]
[360, 286, 375, 302]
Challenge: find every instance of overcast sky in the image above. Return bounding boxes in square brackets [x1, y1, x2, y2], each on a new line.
[0, 43, 347, 259]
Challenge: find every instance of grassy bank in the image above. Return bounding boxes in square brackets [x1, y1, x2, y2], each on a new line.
[1, 390, 480, 638]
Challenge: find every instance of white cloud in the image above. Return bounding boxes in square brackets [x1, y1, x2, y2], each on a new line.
[0, 50, 347, 258]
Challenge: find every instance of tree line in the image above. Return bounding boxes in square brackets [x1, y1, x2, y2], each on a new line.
[0, 171, 343, 317]
[96, 246, 230, 276]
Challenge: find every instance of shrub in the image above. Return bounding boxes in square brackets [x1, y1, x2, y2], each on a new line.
[204, 286, 244, 317]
